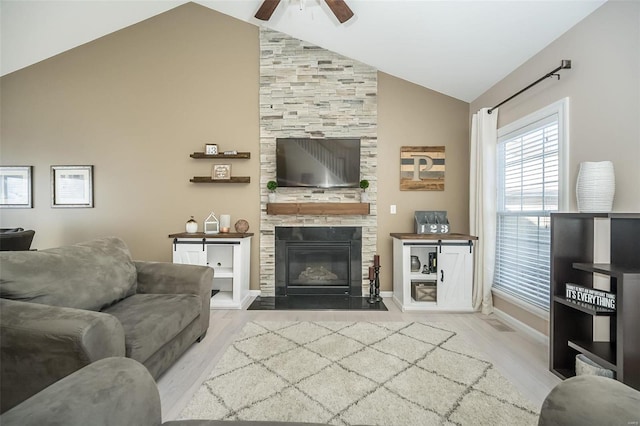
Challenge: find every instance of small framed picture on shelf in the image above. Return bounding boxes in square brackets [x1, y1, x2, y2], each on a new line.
[205, 144, 218, 155]
[212, 164, 231, 180]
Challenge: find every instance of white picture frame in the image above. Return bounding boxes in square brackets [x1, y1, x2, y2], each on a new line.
[205, 144, 218, 155]
[212, 164, 231, 180]
[51, 165, 94, 208]
[0, 166, 33, 208]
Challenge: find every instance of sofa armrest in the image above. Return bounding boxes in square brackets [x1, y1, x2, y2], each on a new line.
[538, 375, 640, 426]
[134, 261, 213, 337]
[0, 299, 125, 413]
[0, 357, 162, 426]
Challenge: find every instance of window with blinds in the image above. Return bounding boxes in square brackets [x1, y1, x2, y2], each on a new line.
[494, 112, 562, 310]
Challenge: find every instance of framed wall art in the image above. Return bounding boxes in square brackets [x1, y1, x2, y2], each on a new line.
[400, 146, 445, 191]
[212, 164, 231, 180]
[51, 165, 94, 208]
[205, 144, 218, 155]
[0, 166, 33, 208]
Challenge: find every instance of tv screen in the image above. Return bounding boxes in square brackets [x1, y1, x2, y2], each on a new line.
[276, 138, 361, 188]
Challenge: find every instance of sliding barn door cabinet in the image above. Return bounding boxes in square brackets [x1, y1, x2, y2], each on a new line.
[169, 233, 253, 310]
[391, 233, 477, 311]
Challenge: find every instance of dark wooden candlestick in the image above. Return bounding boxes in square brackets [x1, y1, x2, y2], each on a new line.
[368, 265, 382, 304]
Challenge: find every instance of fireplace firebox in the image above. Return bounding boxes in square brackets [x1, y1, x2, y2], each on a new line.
[275, 227, 362, 296]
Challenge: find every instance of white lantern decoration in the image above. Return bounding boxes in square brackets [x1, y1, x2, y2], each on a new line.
[204, 212, 220, 234]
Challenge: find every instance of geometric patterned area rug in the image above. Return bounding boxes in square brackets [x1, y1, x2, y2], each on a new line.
[181, 321, 540, 425]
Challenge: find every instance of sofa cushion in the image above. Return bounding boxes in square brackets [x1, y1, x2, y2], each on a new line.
[0, 237, 137, 311]
[102, 293, 201, 363]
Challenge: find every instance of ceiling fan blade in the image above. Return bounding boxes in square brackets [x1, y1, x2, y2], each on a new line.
[324, 0, 354, 23]
[255, 0, 281, 21]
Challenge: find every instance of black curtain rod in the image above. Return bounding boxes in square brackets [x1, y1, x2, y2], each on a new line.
[488, 59, 572, 114]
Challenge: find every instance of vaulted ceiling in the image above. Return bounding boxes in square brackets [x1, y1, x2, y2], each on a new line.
[1, 0, 606, 102]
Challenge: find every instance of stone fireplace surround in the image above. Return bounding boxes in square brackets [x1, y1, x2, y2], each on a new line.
[259, 29, 378, 297]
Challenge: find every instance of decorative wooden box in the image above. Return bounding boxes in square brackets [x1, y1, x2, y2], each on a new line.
[411, 282, 437, 302]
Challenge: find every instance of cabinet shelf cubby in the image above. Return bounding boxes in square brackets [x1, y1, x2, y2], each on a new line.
[410, 273, 437, 281]
[567, 340, 617, 371]
[573, 262, 640, 277]
[552, 295, 616, 316]
[550, 213, 640, 390]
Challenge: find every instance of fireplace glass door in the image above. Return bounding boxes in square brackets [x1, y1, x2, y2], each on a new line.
[286, 242, 351, 295]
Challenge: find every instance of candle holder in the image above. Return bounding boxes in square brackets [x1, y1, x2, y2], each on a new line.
[220, 214, 231, 233]
[368, 265, 382, 304]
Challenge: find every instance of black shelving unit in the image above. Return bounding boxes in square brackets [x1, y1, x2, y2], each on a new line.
[550, 213, 640, 390]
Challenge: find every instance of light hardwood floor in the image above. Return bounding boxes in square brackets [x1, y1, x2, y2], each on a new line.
[157, 298, 561, 421]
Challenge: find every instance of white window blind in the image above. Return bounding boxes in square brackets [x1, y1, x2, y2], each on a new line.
[494, 113, 560, 310]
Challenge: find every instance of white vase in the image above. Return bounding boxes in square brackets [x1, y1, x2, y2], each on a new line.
[360, 191, 369, 202]
[268, 192, 276, 203]
[576, 161, 615, 213]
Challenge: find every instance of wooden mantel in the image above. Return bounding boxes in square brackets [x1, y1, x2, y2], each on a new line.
[266, 202, 370, 216]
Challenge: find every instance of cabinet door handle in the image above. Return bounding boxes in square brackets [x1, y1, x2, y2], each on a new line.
[440, 270, 444, 282]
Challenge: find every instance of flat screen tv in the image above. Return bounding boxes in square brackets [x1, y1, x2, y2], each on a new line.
[276, 138, 361, 188]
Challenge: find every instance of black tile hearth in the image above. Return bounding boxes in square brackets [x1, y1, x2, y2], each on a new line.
[247, 296, 387, 311]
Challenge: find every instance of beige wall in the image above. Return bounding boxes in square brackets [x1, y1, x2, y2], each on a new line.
[0, 3, 471, 293]
[378, 72, 470, 290]
[470, 1, 640, 332]
[0, 4, 262, 286]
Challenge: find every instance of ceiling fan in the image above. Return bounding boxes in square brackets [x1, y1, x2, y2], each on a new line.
[255, 0, 354, 24]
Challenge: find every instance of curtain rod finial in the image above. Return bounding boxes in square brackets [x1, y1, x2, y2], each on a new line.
[561, 59, 572, 69]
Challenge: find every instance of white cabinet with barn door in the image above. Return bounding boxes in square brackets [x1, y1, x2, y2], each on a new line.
[169, 232, 253, 310]
[436, 244, 473, 309]
[391, 233, 477, 312]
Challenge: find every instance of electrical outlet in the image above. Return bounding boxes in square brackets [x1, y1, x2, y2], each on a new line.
[390, 205, 397, 214]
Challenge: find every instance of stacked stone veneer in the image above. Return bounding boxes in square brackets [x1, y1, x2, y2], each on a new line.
[259, 28, 378, 297]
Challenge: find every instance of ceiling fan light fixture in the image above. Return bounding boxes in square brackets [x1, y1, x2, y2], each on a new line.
[254, 0, 353, 23]
[324, 0, 354, 23]
[255, 0, 281, 21]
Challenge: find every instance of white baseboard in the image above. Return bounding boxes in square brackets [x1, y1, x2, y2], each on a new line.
[379, 291, 393, 298]
[492, 308, 548, 346]
[249, 290, 261, 297]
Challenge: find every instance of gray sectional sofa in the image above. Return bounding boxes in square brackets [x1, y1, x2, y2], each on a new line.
[0, 357, 330, 426]
[0, 237, 213, 413]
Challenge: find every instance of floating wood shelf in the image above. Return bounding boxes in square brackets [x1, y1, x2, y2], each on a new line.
[190, 152, 251, 159]
[266, 202, 370, 215]
[190, 177, 250, 183]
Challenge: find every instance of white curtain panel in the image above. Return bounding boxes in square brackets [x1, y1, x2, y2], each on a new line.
[469, 108, 498, 314]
